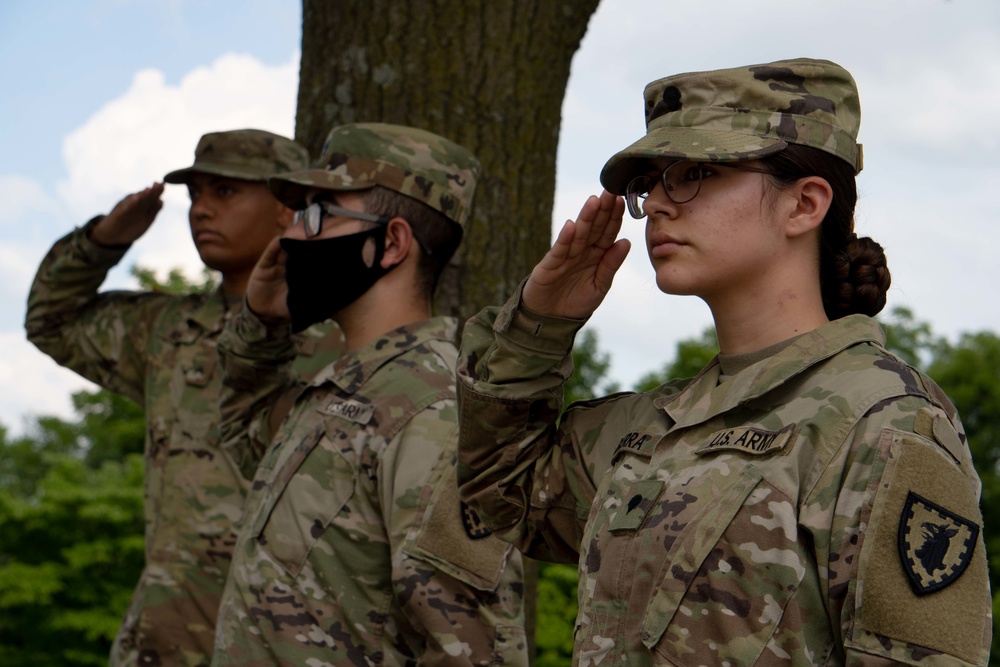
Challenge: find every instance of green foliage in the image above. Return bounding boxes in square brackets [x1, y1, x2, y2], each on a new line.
[923, 331, 1000, 664]
[534, 562, 579, 667]
[565, 328, 620, 405]
[634, 327, 719, 392]
[0, 387, 146, 665]
[72, 389, 146, 468]
[131, 264, 217, 294]
[0, 454, 144, 666]
[881, 306, 946, 366]
[0, 263, 203, 663]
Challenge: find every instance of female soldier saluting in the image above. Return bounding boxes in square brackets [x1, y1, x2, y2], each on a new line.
[456, 58, 991, 665]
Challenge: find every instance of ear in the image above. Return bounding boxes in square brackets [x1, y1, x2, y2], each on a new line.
[784, 176, 832, 239]
[380, 217, 415, 269]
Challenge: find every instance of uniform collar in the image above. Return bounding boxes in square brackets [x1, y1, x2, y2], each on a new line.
[187, 286, 237, 334]
[309, 316, 458, 394]
[658, 314, 886, 428]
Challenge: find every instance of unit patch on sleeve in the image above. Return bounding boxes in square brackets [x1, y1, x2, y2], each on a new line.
[461, 501, 492, 540]
[696, 425, 794, 456]
[897, 491, 979, 596]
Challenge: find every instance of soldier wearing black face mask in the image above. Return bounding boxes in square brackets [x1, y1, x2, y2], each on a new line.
[211, 122, 529, 667]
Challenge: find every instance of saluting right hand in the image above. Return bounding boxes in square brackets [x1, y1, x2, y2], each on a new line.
[521, 190, 631, 320]
[90, 183, 165, 247]
[245, 237, 291, 323]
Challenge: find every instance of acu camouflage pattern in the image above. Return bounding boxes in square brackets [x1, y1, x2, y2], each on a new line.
[268, 122, 481, 226]
[163, 128, 310, 185]
[456, 290, 991, 666]
[600, 57, 864, 194]
[212, 312, 528, 666]
[24, 222, 343, 667]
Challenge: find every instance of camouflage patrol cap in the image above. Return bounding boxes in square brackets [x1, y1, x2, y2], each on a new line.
[600, 58, 864, 195]
[268, 122, 481, 227]
[163, 129, 309, 184]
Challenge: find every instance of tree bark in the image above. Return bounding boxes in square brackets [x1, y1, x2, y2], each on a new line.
[296, 0, 600, 320]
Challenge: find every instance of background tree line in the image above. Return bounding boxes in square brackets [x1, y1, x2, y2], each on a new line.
[3, 276, 999, 664]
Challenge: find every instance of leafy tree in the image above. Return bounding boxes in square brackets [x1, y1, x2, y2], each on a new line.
[0, 264, 206, 664]
[131, 265, 217, 294]
[0, 447, 144, 666]
[881, 306, 946, 367]
[534, 562, 580, 667]
[634, 327, 719, 392]
[924, 331, 1000, 664]
[565, 328, 620, 405]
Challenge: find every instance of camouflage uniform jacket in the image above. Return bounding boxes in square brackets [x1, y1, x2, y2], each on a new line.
[24, 221, 340, 667]
[457, 288, 991, 666]
[212, 311, 528, 666]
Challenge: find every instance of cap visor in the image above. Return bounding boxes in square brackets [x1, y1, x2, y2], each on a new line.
[268, 170, 375, 210]
[599, 127, 786, 194]
[162, 163, 270, 184]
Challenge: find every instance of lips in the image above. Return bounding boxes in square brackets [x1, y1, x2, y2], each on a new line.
[193, 229, 223, 244]
[648, 232, 684, 257]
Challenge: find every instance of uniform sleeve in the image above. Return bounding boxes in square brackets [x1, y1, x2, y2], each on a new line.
[819, 393, 991, 665]
[383, 400, 529, 665]
[217, 304, 298, 479]
[24, 219, 168, 404]
[456, 284, 609, 564]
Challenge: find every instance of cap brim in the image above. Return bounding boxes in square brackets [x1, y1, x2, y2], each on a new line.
[162, 163, 270, 185]
[599, 127, 787, 194]
[267, 170, 374, 210]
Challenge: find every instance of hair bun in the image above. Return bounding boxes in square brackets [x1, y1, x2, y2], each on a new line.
[826, 236, 891, 318]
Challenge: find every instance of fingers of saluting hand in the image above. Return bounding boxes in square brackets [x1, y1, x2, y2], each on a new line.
[540, 192, 625, 269]
[573, 190, 623, 253]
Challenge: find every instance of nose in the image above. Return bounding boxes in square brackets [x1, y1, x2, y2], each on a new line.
[642, 180, 679, 220]
[189, 193, 211, 223]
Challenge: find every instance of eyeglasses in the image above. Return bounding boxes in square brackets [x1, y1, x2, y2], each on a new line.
[293, 201, 391, 238]
[624, 161, 774, 219]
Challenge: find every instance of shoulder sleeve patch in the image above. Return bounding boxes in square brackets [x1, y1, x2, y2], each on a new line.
[405, 461, 513, 591]
[850, 429, 989, 664]
[461, 501, 492, 540]
[898, 491, 979, 596]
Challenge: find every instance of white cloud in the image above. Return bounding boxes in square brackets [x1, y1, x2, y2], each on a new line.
[0, 333, 97, 432]
[53, 50, 300, 285]
[57, 51, 299, 219]
[0, 51, 298, 434]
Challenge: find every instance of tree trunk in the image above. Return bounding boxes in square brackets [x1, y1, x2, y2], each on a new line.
[296, 0, 600, 320]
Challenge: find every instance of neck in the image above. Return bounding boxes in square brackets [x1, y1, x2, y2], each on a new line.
[707, 258, 828, 355]
[221, 270, 249, 298]
[335, 269, 432, 351]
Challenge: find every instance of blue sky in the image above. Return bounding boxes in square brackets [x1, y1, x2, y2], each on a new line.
[3, 0, 1000, 432]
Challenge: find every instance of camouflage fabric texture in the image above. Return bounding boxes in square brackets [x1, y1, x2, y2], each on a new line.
[212, 311, 528, 666]
[600, 57, 865, 194]
[163, 128, 310, 185]
[24, 222, 343, 667]
[456, 289, 992, 666]
[268, 122, 482, 226]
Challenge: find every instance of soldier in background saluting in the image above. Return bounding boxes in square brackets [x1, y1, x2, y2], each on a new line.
[25, 129, 343, 667]
[212, 122, 528, 666]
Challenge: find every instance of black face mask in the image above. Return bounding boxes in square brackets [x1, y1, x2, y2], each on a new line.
[280, 227, 392, 332]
